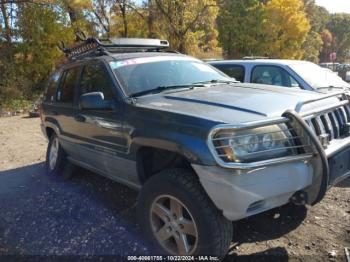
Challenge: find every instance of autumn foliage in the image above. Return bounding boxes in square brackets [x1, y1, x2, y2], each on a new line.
[0, 0, 350, 105]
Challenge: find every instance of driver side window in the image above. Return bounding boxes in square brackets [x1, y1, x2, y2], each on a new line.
[251, 65, 300, 88]
[79, 63, 115, 100]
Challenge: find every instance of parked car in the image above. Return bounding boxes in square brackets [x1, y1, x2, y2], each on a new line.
[28, 98, 42, 118]
[336, 64, 350, 83]
[209, 59, 350, 92]
[41, 38, 350, 257]
[320, 62, 339, 71]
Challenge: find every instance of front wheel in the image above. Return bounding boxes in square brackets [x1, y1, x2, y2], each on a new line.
[46, 134, 74, 180]
[137, 168, 233, 257]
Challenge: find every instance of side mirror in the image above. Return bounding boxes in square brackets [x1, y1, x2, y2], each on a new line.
[79, 92, 113, 110]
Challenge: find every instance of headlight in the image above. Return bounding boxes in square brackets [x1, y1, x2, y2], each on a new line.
[211, 124, 298, 163]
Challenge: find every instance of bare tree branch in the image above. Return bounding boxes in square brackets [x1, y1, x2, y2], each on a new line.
[0, 2, 11, 43]
[93, 10, 110, 36]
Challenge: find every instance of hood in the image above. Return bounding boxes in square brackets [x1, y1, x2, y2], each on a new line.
[134, 83, 339, 124]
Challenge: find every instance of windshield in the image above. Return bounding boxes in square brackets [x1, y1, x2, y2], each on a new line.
[289, 62, 350, 89]
[110, 56, 232, 96]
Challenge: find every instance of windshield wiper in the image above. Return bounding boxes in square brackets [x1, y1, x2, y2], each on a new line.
[193, 79, 239, 85]
[316, 86, 345, 90]
[129, 83, 204, 98]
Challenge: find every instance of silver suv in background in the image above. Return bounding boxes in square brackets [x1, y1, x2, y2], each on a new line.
[209, 59, 350, 92]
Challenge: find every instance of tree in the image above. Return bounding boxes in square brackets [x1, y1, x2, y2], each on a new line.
[0, 2, 12, 43]
[303, 0, 329, 32]
[153, 0, 219, 54]
[59, 0, 96, 39]
[301, 0, 329, 62]
[326, 14, 350, 62]
[16, 3, 74, 91]
[319, 29, 335, 62]
[113, 0, 129, 37]
[0, 1, 75, 105]
[302, 31, 323, 62]
[92, 0, 112, 37]
[261, 0, 310, 59]
[217, 0, 265, 58]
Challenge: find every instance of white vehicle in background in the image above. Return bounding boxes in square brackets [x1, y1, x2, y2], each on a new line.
[336, 64, 350, 83]
[320, 62, 339, 71]
[209, 59, 350, 93]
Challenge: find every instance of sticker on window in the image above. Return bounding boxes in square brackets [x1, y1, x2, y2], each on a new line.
[110, 56, 197, 69]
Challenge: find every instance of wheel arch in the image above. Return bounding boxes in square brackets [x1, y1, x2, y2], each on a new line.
[136, 146, 197, 184]
[43, 120, 61, 139]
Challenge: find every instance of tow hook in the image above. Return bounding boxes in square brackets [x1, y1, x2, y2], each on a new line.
[290, 191, 308, 205]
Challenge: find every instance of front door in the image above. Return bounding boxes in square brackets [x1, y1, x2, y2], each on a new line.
[75, 62, 138, 186]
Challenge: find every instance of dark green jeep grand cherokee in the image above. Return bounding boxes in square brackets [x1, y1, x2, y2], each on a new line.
[40, 37, 350, 258]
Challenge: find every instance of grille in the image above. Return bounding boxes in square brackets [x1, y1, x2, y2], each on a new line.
[304, 105, 350, 142]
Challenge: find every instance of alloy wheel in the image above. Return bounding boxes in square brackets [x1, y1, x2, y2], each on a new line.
[49, 137, 59, 170]
[150, 195, 198, 255]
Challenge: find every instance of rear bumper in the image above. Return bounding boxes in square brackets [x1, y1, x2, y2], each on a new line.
[192, 161, 314, 221]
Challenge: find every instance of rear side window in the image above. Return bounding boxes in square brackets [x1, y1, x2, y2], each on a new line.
[212, 64, 245, 82]
[57, 67, 80, 103]
[79, 64, 114, 100]
[251, 65, 300, 88]
[44, 71, 60, 102]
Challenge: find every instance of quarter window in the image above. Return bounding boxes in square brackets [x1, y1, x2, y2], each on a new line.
[251, 65, 300, 88]
[79, 64, 114, 100]
[44, 71, 60, 102]
[57, 67, 79, 103]
[213, 64, 245, 82]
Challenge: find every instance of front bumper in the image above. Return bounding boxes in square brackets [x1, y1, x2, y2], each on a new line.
[192, 161, 314, 221]
[198, 92, 350, 221]
[193, 142, 350, 221]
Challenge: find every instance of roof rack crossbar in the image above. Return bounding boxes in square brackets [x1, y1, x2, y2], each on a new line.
[62, 37, 170, 60]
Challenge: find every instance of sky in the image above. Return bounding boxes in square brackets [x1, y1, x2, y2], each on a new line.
[315, 0, 350, 13]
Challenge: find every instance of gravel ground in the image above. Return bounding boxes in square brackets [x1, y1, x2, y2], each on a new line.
[0, 116, 349, 261]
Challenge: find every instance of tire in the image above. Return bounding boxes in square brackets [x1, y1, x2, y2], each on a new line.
[137, 168, 232, 258]
[46, 133, 74, 180]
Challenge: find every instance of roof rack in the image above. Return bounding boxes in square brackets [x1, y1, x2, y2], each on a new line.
[59, 36, 170, 61]
[243, 56, 269, 60]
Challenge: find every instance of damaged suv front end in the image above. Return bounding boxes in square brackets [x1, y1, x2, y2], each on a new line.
[194, 92, 350, 221]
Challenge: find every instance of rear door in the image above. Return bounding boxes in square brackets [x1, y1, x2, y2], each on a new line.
[75, 61, 138, 185]
[211, 64, 246, 82]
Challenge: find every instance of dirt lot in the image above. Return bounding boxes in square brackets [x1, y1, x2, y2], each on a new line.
[0, 116, 349, 261]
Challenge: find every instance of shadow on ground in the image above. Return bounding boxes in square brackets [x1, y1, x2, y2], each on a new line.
[0, 163, 307, 259]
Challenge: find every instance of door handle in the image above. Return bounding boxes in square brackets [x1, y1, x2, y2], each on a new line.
[75, 114, 86, 122]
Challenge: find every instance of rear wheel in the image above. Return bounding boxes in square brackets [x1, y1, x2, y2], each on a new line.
[137, 168, 232, 257]
[46, 134, 74, 180]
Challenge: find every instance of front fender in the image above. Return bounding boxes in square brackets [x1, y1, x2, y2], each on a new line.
[129, 130, 216, 166]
